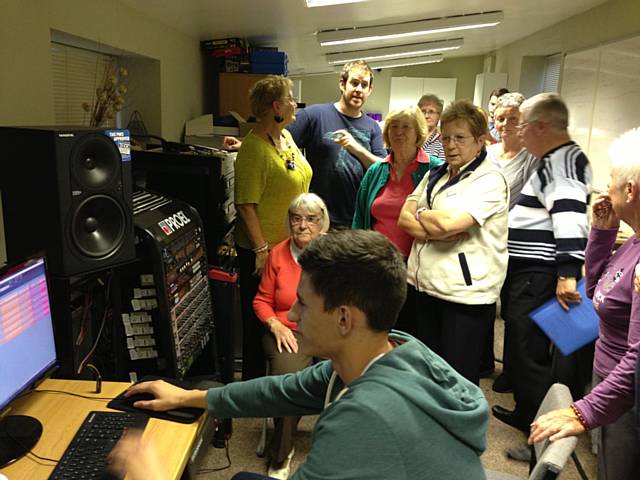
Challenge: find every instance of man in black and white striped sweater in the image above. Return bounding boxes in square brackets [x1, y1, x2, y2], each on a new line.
[492, 93, 593, 435]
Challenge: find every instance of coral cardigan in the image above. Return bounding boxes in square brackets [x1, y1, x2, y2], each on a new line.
[253, 238, 300, 330]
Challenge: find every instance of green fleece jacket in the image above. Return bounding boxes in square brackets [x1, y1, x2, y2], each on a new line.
[207, 331, 488, 479]
[352, 150, 443, 229]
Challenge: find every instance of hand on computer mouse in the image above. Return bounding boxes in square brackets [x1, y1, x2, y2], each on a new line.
[125, 380, 208, 411]
[109, 430, 167, 480]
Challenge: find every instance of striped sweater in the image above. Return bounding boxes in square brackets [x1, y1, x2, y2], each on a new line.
[507, 141, 592, 277]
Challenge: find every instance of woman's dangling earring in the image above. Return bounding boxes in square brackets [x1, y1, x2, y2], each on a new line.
[274, 114, 284, 123]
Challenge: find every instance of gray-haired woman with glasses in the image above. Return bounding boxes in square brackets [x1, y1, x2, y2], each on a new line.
[398, 100, 509, 385]
[252, 193, 329, 479]
[487, 93, 540, 210]
[485, 92, 540, 392]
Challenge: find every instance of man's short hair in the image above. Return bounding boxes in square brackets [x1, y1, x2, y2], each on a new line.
[520, 92, 569, 131]
[489, 87, 510, 98]
[382, 105, 428, 148]
[340, 60, 374, 88]
[609, 127, 640, 188]
[417, 94, 444, 114]
[298, 230, 406, 332]
[441, 100, 488, 140]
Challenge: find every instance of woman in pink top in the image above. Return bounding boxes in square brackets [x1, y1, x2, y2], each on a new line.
[252, 193, 329, 479]
[352, 105, 443, 256]
[352, 106, 442, 339]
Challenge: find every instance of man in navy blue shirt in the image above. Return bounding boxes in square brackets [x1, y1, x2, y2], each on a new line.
[225, 61, 385, 227]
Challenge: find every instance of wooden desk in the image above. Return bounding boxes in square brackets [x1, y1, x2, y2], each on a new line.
[0, 379, 207, 480]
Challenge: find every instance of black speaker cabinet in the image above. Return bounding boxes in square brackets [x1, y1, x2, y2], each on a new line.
[0, 127, 135, 277]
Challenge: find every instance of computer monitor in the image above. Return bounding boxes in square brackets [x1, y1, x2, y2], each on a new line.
[0, 256, 57, 467]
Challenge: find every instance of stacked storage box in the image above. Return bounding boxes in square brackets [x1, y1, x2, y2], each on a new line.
[250, 50, 288, 75]
[201, 38, 250, 73]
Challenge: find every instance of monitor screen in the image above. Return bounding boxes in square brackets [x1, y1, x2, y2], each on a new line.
[0, 257, 57, 413]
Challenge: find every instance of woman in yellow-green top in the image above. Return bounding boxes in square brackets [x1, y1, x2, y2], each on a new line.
[234, 75, 312, 380]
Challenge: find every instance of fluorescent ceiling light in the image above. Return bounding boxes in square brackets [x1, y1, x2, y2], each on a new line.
[305, 0, 366, 7]
[326, 38, 463, 65]
[318, 11, 503, 46]
[369, 54, 444, 70]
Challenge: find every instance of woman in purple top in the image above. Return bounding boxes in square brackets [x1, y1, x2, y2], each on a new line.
[529, 127, 640, 480]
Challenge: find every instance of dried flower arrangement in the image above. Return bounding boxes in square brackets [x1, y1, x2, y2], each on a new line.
[82, 59, 128, 127]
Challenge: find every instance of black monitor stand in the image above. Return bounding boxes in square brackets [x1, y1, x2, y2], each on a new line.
[0, 415, 43, 467]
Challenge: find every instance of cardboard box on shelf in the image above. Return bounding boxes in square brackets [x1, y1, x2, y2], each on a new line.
[229, 112, 257, 137]
[185, 114, 214, 137]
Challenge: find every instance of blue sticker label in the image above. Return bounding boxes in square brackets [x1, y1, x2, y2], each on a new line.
[105, 129, 131, 162]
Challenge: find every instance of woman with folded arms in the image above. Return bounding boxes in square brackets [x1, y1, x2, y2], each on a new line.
[529, 127, 640, 480]
[398, 100, 509, 385]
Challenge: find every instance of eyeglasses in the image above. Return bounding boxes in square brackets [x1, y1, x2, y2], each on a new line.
[280, 95, 298, 104]
[441, 134, 474, 145]
[422, 109, 440, 117]
[290, 214, 321, 226]
[515, 122, 530, 131]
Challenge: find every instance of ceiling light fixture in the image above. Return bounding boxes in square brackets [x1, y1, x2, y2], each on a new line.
[317, 11, 503, 46]
[325, 38, 463, 65]
[305, 0, 366, 7]
[368, 54, 444, 70]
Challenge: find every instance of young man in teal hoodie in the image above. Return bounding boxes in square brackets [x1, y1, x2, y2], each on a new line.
[111, 230, 489, 480]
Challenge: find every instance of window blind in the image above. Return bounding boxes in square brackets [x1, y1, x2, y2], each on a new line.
[51, 42, 117, 128]
[542, 53, 563, 93]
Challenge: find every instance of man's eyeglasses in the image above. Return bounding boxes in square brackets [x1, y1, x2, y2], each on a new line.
[441, 135, 474, 145]
[422, 109, 440, 117]
[290, 214, 321, 226]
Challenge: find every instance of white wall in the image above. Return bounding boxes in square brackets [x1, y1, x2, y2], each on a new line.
[293, 55, 485, 117]
[493, 0, 640, 92]
[0, 0, 203, 140]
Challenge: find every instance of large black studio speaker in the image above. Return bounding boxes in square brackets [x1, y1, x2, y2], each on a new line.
[0, 127, 135, 277]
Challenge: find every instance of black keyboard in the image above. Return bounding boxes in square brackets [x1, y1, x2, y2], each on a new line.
[48, 411, 149, 480]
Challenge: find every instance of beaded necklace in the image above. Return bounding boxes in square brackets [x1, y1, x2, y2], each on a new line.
[267, 133, 296, 170]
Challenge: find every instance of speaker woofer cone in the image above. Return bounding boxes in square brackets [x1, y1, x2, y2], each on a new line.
[70, 133, 120, 190]
[71, 194, 127, 258]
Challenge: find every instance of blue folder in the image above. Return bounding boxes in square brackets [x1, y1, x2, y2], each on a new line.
[529, 279, 600, 356]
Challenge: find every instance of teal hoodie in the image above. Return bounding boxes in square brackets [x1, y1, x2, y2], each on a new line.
[207, 331, 488, 479]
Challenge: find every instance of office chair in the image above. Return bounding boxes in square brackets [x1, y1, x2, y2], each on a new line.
[486, 383, 586, 480]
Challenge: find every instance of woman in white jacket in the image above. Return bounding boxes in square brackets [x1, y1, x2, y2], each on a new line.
[398, 100, 509, 385]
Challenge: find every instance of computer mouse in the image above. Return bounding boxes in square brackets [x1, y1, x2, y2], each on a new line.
[122, 391, 155, 407]
[121, 392, 196, 420]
